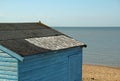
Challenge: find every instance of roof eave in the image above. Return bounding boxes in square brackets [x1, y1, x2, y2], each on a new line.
[0, 45, 24, 61]
[80, 44, 87, 48]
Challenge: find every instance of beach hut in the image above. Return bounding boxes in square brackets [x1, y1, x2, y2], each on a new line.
[0, 22, 86, 81]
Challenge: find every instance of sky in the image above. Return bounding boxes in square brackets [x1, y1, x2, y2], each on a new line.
[0, 0, 120, 27]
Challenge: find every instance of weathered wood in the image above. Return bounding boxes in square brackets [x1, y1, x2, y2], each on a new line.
[0, 50, 18, 81]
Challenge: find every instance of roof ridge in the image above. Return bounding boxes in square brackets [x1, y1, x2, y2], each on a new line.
[0, 28, 46, 31]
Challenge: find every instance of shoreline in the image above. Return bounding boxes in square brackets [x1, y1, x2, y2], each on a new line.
[82, 64, 120, 81]
[83, 64, 120, 69]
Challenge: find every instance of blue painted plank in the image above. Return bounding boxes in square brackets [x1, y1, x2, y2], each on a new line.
[0, 52, 12, 58]
[0, 57, 17, 62]
[0, 50, 3, 53]
[0, 70, 17, 76]
[0, 50, 18, 81]
[68, 54, 82, 81]
[0, 79, 17, 81]
[0, 77, 17, 80]
[0, 74, 17, 79]
[0, 66, 17, 72]
[0, 62, 17, 67]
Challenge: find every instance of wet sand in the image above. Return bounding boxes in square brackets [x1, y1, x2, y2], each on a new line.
[82, 64, 120, 81]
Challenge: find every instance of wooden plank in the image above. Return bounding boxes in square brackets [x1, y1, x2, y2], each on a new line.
[68, 54, 82, 81]
[0, 52, 12, 58]
[0, 66, 17, 72]
[0, 62, 17, 67]
[0, 50, 3, 53]
[0, 79, 17, 81]
[0, 49, 18, 81]
[0, 74, 17, 80]
[0, 70, 17, 76]
[0, 57, 17, 62]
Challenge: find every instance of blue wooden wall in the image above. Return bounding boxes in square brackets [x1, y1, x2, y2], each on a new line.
[68, 54, 82, 81]
[18, 47, 82, 81]
[0, 49, 18, 81]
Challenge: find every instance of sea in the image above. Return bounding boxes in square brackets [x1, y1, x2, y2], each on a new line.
[53, 27, 120, 67]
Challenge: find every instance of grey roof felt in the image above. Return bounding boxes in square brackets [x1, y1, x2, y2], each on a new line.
[0, 23, 86, 56]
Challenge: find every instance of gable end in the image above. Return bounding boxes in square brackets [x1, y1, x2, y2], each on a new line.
[0, 45, 23, 61]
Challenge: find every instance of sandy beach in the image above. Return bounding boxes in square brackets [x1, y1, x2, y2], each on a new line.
[82, 64, 120, 81]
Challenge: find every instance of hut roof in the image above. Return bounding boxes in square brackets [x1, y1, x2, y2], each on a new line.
[0, 22, 86, 56]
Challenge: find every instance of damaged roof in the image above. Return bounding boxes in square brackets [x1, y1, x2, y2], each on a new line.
[0, 22, 86, 56]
